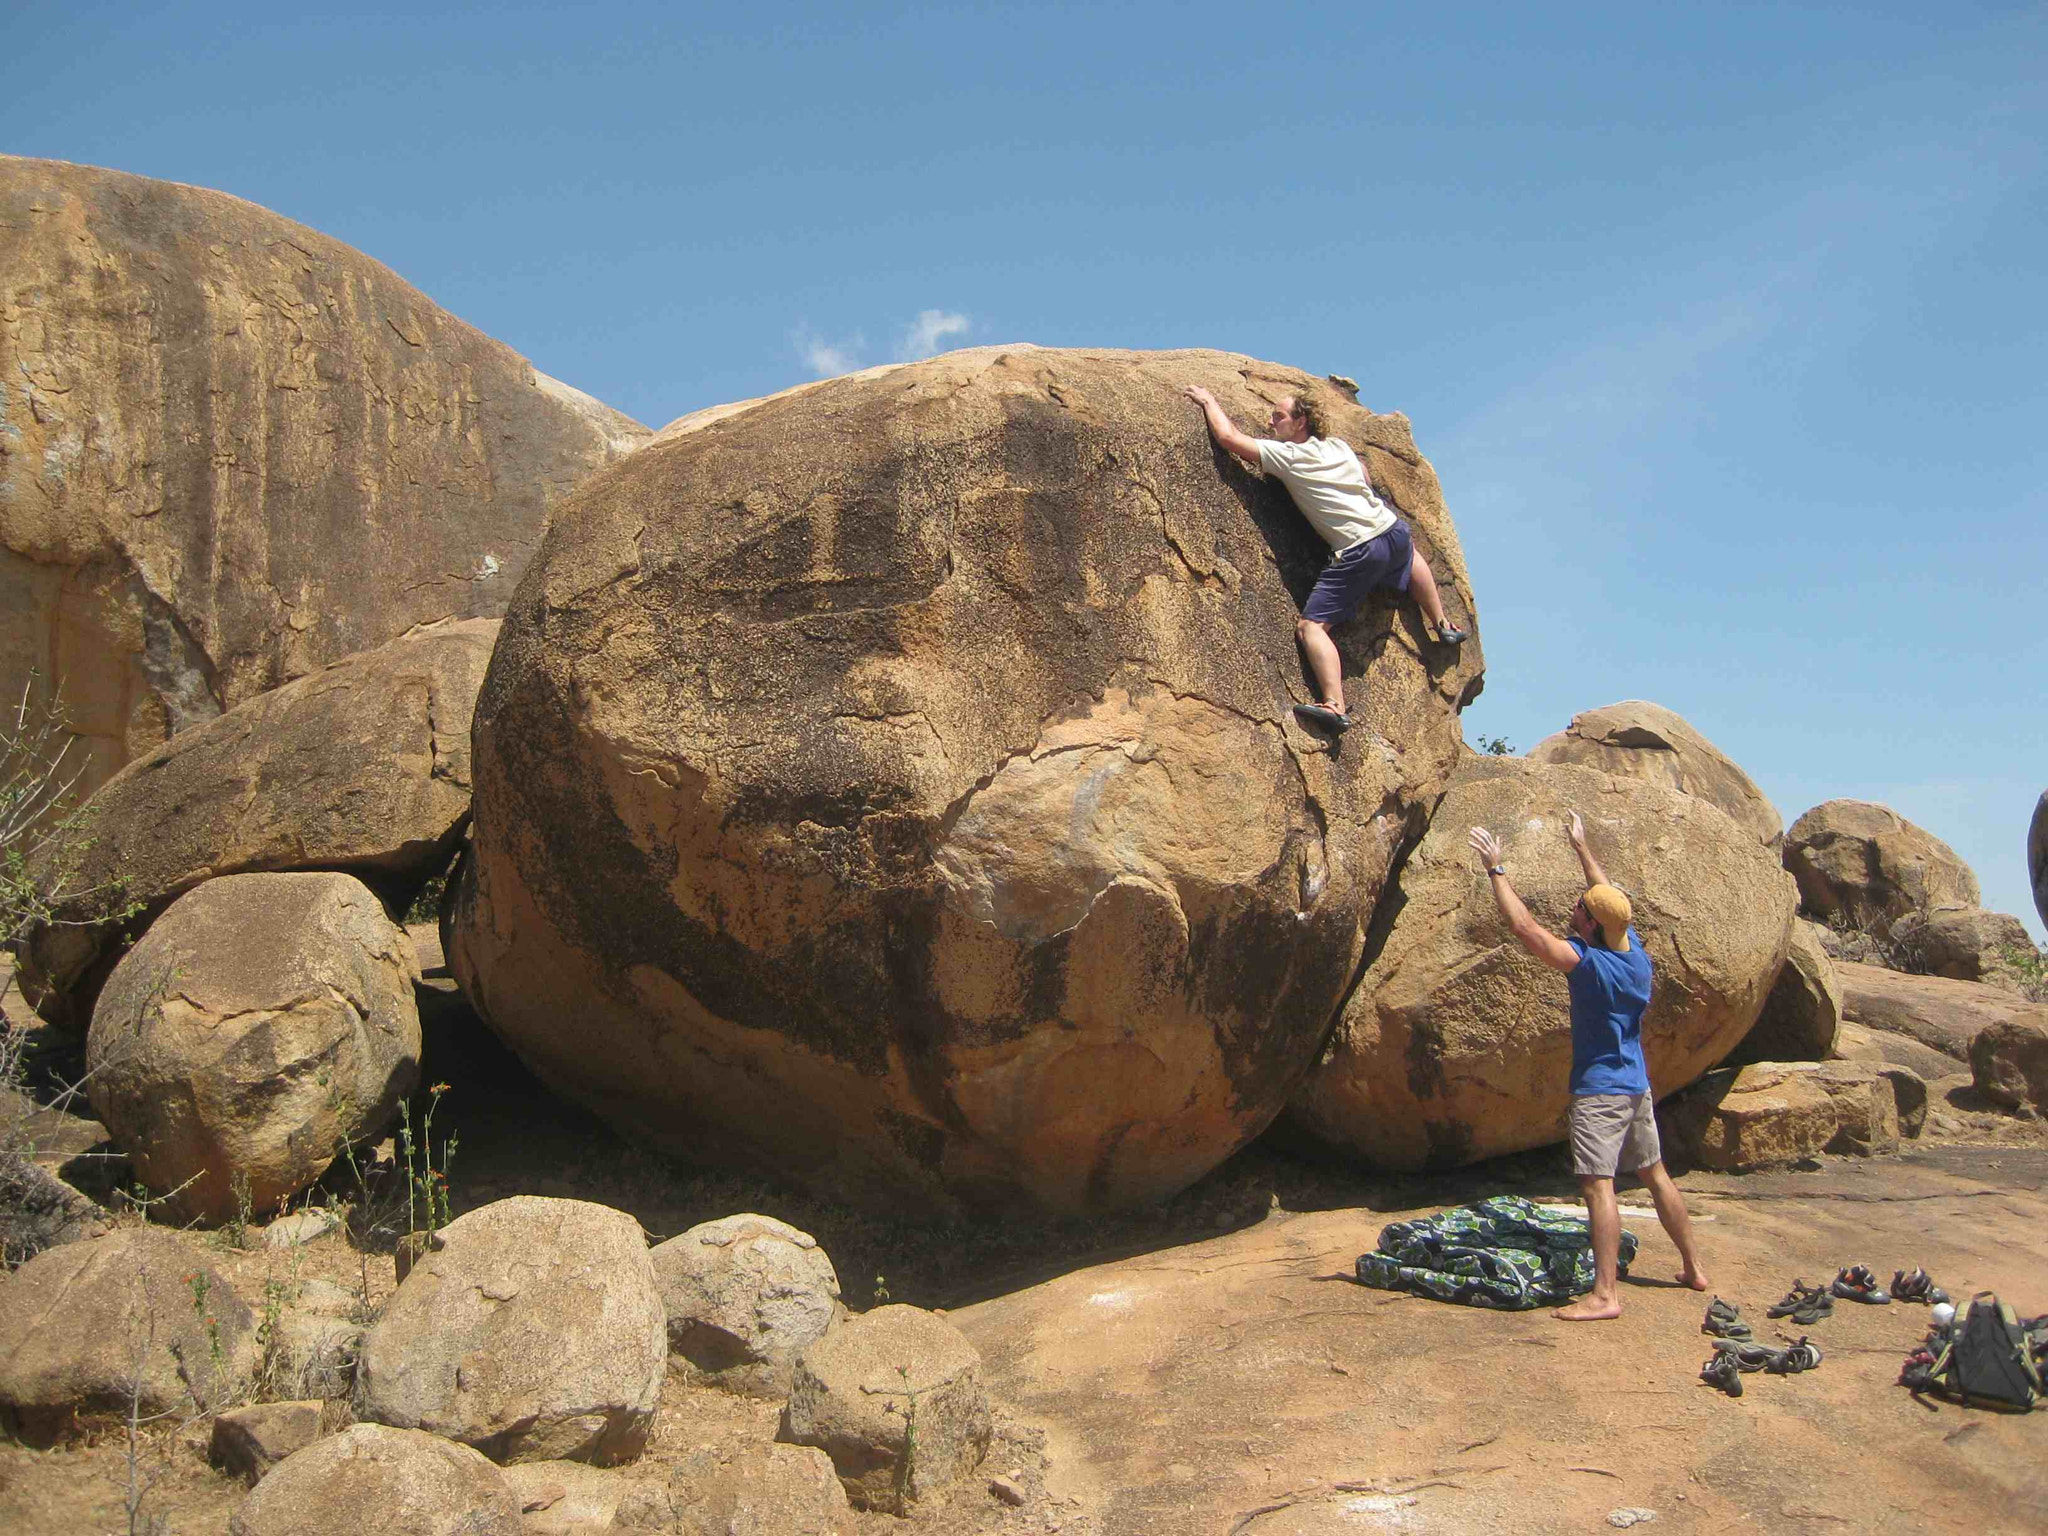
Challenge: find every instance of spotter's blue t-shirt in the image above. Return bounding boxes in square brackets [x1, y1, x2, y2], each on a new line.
[1564, 926, 1652, 1096]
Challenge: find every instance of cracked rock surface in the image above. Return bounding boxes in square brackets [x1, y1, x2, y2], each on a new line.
[1288, 756, 1796, 1169]
[449, 346, 1486, 1215]
[84, 871, 421, 1225]
[0, 155, 647, 802]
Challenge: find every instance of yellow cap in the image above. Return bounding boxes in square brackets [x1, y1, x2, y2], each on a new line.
[1584, 884, 1633, 951]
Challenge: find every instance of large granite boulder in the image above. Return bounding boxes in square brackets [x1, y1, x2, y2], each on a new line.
[2030, 792, 2047, 933]
[1723, 919, 1840, 1067]
[1889, 906, 2037, 992]
[228, 1423, 524, 1536]
[1526, 700, 1781, 847]
[354, 1197, 666, 1465]
[84, 871, 419, 1224]
[0, 155, 646, 802]
[20, 619, 495, 1028]
[1782, 800, 1979, 937]
[611, 1444, 854, 1534]
[0, 1227, 256, 1442]
[1288, 757, 1795, 1169]
[1664, 1063, 1845, 1171]
[449, 347, 1485, 1216]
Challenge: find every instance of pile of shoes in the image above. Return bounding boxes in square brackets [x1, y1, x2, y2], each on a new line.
[1699, 1334, 1824, 1397]
[1697, 1262, 1937, 1400]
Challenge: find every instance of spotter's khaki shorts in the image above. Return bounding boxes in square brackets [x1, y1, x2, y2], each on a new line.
[1569, 1092, 1661, 1177]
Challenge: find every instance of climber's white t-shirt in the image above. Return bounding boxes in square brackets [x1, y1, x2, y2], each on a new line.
[1256, 436, 1397, 552]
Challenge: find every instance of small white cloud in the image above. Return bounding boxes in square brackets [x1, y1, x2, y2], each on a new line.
[793, 327, 865, 379]
[896, 309, 971, 362]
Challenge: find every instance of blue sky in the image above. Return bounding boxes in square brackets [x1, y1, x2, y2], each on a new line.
[11, 1, 2044, 937]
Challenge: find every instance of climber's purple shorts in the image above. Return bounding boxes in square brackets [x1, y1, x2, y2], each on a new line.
[1302, 518, 1413, 625]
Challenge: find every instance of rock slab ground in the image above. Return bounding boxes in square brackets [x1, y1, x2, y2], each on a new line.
[954, 1145, 2048, 1536]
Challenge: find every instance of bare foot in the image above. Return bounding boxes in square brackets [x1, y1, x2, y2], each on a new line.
[1677, 1268, 1710, 1292]
[1554, 1297, 1623, 1322]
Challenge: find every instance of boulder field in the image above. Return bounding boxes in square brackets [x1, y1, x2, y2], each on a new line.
[449, 346, 1485, 1216]
[0, 156, 646, 798]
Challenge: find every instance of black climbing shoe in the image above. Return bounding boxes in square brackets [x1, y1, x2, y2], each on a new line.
[1701, 1351, 1744, 1397]
[1292, 702, 1353, 733]
[1438, 625, 1469, 644]
[1701, 1297, 1752, 1340]
[1831, 1265, 1891, 1304]
[1766, 1336, 1823, 1375]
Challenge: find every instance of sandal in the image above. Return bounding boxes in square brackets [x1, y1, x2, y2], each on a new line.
[1766, 1336, 1823, 1375]
[1766, 1280, 1832, 1325]
[1701, 1297, 1752, 1340]
[1831, 1265, 1891, 1304]
[1291, 702, 1353, 733]
[1711, 1340, 1779, 1373]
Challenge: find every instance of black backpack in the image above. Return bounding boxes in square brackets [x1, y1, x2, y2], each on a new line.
[1909, 1293, 2045, 1411]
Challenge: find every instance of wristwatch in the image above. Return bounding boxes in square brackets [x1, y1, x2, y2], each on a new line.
[1487, 865, 1507, 877]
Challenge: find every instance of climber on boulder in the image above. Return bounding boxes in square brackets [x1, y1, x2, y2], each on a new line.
[1182, 383, 1464, 733]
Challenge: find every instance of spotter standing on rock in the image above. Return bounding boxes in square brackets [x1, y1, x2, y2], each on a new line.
[1467, 812, 1710, 1321]
[1182, 383, 1465, 733]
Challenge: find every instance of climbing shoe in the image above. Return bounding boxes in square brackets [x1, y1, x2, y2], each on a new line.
[1766, 1280, 1833, 1325]
[1831, 1265, 1892, 1304]
[1701, 1297, 1752, 1340]
[1438, 625, 1469, 645]
[1291, 702, 1352, 733]
[1700, 1351, 1744, 1397]
[1766, 1336, 1824, 1375]
[1892, 1267, 1950, 1305]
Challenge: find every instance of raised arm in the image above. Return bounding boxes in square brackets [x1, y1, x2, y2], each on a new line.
[1469, 826, 1581, 972]
[1182, 385, 1263, 467]
[1567, 811, 1609, 888]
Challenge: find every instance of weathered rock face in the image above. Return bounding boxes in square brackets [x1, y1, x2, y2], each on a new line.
[785, 1305, 992, 1515]
[1835, 961, 2048, 1063]
[611, 1444, 854, 1534]
[450, 347, 1485, 1216]
[1526, 700, 1782, 847]
[0, 1227, 256, 1443]
[1971, 1019, 2048, 1116]
[21, 618, 494, 1028]
[228, 1423, 524, 1536]
[1288, 757, 1795, 1169]
[0, 155, 647, 801]
[1782, 800, 1979, 937]
[86, 872, 420, 1225]
[1890, 907, 2037, 992]
[651, 1213, 842, 1398]
[355, 1196, 666, 1466]
[1664, 1063, 1844, 1171]
[1724, 920, 1840, 1068]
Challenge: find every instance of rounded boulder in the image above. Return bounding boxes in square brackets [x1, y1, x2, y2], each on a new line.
[22, 618, 496, 1029]
[85, 872, 420, 1225]
[1288, 757, 1796, 1169]
[1526, 699, 1781, 847]
[0, 1227, 256, 1443]
[228, 1423, 523, 1536]
[354, 1196, 666, 1466]
[650, 1213, 842, 1397]
[1782, 799, 1979, 937]
[450, 347, 1485, 1216]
